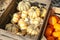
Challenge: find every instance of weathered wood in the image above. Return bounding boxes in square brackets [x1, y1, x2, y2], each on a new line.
[0, 29, 25, 40]
[0, 0, 17, 27]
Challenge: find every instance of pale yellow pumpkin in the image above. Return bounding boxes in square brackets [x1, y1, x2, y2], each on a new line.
[28, 6, 40, 19]
[11, 12, 21, 24]
[18, 19, 28, 30]
[17, 1, 31, 11]
[41, 8, 47, 18]
[30, 17, 41, 26]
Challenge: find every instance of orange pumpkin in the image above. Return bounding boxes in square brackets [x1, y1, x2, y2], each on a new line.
[54, 23, 60, 31]
[47, 36, 55, 40]
[48, 16, 58, 25]
[45, 25, 54, 37]
[53, 31, 60, 37]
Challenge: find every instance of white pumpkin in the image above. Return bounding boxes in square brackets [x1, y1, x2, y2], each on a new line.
[5, 23, 19, 34]
[27, 25, 40, 35]
[30, 17, 41, 26]
[18, 19, 28, 30]
[28, 6, 40, 19]
[11, 12, 21, 24]
[17, 1, 31, 11]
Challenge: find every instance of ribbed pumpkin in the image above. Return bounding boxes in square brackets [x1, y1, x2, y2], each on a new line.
[11, 12, 21, 24]
[30, 17, 41, 26]
[18, 19, 28, 30]
[5, 23, 19, 34]
[28, 6, 40, 19]
[27, 25, 40, 35]
[17, 1, 31, 11]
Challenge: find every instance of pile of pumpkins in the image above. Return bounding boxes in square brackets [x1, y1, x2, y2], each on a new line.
[45, 15, 60, 40]
[5, 1, 47, 36]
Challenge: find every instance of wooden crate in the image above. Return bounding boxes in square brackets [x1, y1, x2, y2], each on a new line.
[0, 0, 17, 28]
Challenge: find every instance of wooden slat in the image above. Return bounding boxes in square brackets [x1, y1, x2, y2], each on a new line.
[0, 0, 16, 25]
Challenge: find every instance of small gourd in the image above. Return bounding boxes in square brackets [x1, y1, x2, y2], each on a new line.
[30, 17, 41, 26]
[41, 8, 47, 18]
[27, 25, 40, 35]
[11, 12, 21, 24]
[28, 6, 40, 19]
[17, 1, 31, 11]
[18, 19, 28, 30]
[5, 23, 19, 34]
